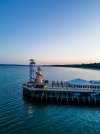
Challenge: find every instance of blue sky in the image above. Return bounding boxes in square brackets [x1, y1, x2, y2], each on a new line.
[0, 0, 100, 64]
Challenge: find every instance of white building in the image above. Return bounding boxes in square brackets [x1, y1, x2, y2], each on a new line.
[67, 78, 100, 90]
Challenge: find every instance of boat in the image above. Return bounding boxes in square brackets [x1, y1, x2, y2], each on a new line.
[23, 59, 100, 105]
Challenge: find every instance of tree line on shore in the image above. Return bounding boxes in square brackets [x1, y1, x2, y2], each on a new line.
[51, 63, 100, 69]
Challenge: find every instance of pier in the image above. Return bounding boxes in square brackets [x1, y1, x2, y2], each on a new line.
[23, 85, 100, 105]
[23, 59, 100, 105]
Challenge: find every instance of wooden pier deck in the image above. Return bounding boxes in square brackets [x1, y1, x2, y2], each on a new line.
[23, 85, 100, 105]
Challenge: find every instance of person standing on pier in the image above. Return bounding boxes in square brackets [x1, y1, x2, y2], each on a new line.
[57, 81, 59, 88]
[52, 81, 55, 88]
[61, 81, 63, 88]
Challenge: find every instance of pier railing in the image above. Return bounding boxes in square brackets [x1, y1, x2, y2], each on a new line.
[23, 81, 100, 95]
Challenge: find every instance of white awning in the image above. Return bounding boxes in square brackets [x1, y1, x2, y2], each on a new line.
[67, 79, 91, 86]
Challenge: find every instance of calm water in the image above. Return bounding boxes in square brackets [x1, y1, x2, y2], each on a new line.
[0, 66, 100, 134]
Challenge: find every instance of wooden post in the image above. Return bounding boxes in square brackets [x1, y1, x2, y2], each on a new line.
[51, 97, 52, 102]
[46, 92, 47, 101]
[77, 96, 79, 103]
[71, 96, 73, 102]
[94, 97, 96, 104]
[83, 95, 85, 103]
[66, 94, 68, 102]
[57, 97, 58, 102]
[41, 92, 43, 101]
[88, 96, 90, 103]
[61, 92, 63, 101]
[31, 93, 33, 101]
[37, 94, 38, 100]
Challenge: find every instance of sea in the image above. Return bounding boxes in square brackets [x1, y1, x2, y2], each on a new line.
[0, 65, 100, 134]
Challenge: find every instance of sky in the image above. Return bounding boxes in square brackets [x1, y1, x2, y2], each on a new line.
[0, 0, 100, 65]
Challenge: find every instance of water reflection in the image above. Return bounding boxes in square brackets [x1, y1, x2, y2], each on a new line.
[42, 67, 100, 81]
[28, 104, 33, 115]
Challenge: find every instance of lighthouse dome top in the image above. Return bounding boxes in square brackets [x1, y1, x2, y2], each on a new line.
[29, 59, 36, 64]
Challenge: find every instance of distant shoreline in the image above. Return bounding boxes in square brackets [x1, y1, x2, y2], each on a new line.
[0, 64, 28, 66]
[49, 63, 100, 71]
[50, 66, 100, 71]
[0, 63, 100, 71]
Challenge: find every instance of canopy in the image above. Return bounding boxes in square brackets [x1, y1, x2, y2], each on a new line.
[67, 79, 91, 86]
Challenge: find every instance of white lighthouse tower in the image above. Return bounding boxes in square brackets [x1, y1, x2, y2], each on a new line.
[29, 59, 36, 83]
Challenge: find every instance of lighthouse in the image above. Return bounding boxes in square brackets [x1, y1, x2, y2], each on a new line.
[29, 59, 36, 83]
[36, 66, 43, 84]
